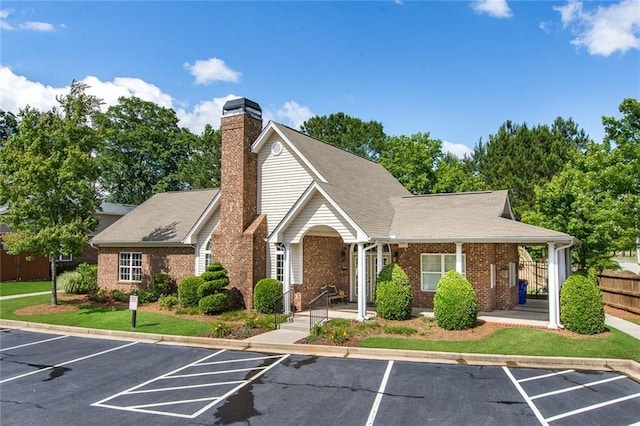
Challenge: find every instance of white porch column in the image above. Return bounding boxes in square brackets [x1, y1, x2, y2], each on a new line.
[547, 242, 558, 329]
[455, 242, 463, 274]
[283, 243, 291, 315]
[557, 248, 566, 285]
[376, 243, 383, 275]
[357, 242, 367, 321]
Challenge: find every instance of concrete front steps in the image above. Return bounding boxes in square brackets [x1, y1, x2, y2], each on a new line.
[278, 316, 313, 332]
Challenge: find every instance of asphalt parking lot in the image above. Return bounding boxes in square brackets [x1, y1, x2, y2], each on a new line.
[1, 328, 639, 425]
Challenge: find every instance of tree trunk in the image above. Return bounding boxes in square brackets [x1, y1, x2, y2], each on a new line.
[50, 258, 58, 306]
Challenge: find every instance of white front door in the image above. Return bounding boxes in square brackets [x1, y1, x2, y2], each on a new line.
[351, 253, 390, 303]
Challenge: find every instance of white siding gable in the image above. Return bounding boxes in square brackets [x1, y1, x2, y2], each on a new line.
[195, 208, 221, 275]
[284, 191, 357, 244]
[258, 135, 313, 235]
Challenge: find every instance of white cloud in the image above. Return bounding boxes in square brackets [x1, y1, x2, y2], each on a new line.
[553, 0, 640, 56]
[0, 9, 10, 19]
[19, 21, 54, 31]
[0, 8, 14, 30]
[442, 141, 473, 158]
[276, 101, 314, 129]
[471, 0, 513, 18]
[183, 57, 241, 85]
[176, 95, 239, 135]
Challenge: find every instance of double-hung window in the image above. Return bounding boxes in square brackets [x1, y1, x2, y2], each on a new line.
[275, 243, 285, 282]
[421, 253, 466, 291]
[204, 240, 212, 268]
[119, 252, 142, 282]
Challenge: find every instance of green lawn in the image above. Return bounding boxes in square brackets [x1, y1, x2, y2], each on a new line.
[0, 295, 212, 337]
[0, 280, 51, 296]
[361, 327, 640, 362]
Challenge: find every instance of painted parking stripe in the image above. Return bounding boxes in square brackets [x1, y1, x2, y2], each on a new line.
[0, 341, 138, 384]
[503, 367, 548, 426]
[1, 335, 68, 351]
[197, 354, 284, 366]
[530, 375, 626, 400]
[545, 392, 640, 423]
[517, 370, 574, 383]
[93, 350, 290, 419]
[166, 366, 267, 379]
[366, 360, 394, 426]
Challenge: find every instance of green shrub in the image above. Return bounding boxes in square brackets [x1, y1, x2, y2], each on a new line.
[58, 271, 81, 294]
[201, 263, 230, 289]
[199, 291, 231, 315]
[560, 273, 606, 334]
[375, 263, 413, 320]
[75, 263, 98, 294]
[158, 294, 179, 310]
[132, 290, 154, 304]
[433, 270, 478, 330]
[197, 281, 223, 298]
[110, 289, 129, 303]
[152, 273, 174, 299]
[178, 276, 204, 307]
[210, 322, 231, 338]
[253, 278, 283, 314]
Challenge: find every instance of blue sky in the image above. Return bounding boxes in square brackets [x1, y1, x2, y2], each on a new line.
[1, 1, 639, 157]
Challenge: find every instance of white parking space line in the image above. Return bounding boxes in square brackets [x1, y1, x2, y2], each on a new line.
[545, 392, 640, 423]
[503, 367, 548, 426]
[0, 341, 138, 384]
[1, 335, 68, 351]
[167, 366, 267, 379]
[366, 360, 394, 426]
[93, 350, 290, 419]
[530, 375, 626, 400]
[197, 354, 284, 366]
[127, 380, 244, 394]
[517, 370, 574, 383]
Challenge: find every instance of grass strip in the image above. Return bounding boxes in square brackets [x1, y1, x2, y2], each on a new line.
[0, 295, 211, 337]
[0, 281, 52, 297]
[361, 327, 640, 362]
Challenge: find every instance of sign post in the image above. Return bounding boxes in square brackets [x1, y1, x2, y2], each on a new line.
[129, 295, 138, 328]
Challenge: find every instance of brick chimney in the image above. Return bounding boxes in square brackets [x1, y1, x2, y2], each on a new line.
[211, 98, 267, 308]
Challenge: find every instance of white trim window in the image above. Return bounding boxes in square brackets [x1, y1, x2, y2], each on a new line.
[275, 243, 285, 282]
[204, 240, 212, 268]
[58, 254, 73, 262]
[421, 253, 466, 291]
[119, 252, 142, 282]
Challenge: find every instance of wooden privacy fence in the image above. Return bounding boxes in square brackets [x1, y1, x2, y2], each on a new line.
[598, 270, 640, 314]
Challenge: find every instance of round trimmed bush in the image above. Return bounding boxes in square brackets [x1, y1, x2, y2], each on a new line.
[199, 290, 231, 315]
[433, 270, 478, 330]
[560, 273, 605, 334]
[375, 263, 413, 320]
[253, 278, 283, 314]
[178, 276, 204, 307]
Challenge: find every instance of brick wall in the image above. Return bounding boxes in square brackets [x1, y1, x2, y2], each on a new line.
[97, 246, 194, 291]
[394, 242, 519, 311]
[297, 236, 349, 308]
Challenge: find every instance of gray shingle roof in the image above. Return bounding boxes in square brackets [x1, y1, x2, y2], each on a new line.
[388, 191, 573, 243]
[274, 124, 410, 237]
[91, 189, 218, 245]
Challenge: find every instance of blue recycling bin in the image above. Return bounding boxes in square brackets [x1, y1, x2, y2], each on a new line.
[518, 280, 528, 305]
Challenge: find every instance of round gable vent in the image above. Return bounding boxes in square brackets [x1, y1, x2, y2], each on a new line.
[271, 141, 283, 156]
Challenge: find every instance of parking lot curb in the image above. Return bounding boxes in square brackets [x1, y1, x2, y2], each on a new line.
[1, 319, 638, 381]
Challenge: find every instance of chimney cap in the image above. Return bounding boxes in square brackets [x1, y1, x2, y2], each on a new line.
[223, 98, 262, 119]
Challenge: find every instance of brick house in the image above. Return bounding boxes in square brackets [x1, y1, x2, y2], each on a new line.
[0, 202, 134, 281]
[92, 98, 576, 328]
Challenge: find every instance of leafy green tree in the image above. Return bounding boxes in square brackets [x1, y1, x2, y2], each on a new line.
[95, 97, 196, 204]
[472, 118, 590, 218]
[301, 112, 386, 160]
[177, 124, 222, 189]
[0, 83, 102, 305]
[602, 98, 640, 255]
[523, 143, 625, 270]
[377, 133, 443, 194]
[0, 110, 19, 145]
[433, 152, 488, 194]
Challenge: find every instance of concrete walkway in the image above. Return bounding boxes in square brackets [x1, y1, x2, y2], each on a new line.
[0, 291, 51, 300]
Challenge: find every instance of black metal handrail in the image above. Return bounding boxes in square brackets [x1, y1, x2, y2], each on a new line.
[308, 290, 329, 330]
[273, 288, 293, 330]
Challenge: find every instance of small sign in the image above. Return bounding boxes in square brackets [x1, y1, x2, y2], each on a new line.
[129, 295, 138, 310]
